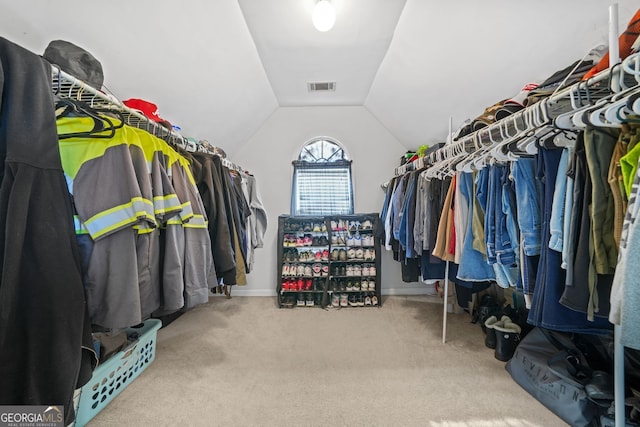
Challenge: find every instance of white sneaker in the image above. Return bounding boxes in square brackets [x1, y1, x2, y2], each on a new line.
[361, 279, 369, 291]
[346, 233, 355, 246]
[368, 278, 376, 289]
[369, 266, 376, 276]
[353, 232, 362, 247]
[362, 264, 370, 276]
[353, 265, 362, 276]
[347, 248, 356, 259]
[364, 249, 372, 261]
[355, 248, 364, 259]
[346, 265, 354, 277]
[340, 293, 348, 307]
[362, 219, 372, 230]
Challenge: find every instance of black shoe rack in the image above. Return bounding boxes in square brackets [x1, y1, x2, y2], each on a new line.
[277, 213, 382, 309]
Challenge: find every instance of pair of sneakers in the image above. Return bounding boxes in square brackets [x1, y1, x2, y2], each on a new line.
[361, 234, 374, 246]
[361, 278, 375, 291]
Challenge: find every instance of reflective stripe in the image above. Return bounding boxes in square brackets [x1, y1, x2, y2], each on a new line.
[85, 197, 156, 240]
[180, 202, 194, 222]
[133, 224, 156, 235]
[74, 215, 89, 235]
[136, 198, 156, 225]
[166, 218, 183, 226]
[183, 214, 208, 229]
[153, 194, 182, 217]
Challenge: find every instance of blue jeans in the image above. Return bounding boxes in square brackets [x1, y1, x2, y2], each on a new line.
[456, 172, 496, 282]
[484, 165, 519, 288]
[512, 158, 542, 256]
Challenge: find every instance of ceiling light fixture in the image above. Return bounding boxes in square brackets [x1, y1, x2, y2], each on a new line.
[312, 0, 336, 32]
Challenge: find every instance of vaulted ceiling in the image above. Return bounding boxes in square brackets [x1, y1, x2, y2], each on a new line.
[1, 0, 637, 152]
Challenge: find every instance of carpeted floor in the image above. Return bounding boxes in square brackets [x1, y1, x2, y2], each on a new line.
[87, 295, 567, 426]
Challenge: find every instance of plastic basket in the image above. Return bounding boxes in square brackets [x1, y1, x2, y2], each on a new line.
[74, 319, 162, 427]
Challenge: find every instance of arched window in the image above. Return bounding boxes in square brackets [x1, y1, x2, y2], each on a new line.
[291, 138, 353, 216]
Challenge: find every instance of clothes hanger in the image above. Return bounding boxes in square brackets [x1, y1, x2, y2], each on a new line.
[56, 98, 122, 140]
[455, 133, 480, 173]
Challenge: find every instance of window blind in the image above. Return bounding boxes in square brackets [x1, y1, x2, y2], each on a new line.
[292, 160, 353, 216]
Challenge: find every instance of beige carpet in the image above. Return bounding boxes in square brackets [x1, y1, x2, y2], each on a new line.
[87, 295, 567, 426]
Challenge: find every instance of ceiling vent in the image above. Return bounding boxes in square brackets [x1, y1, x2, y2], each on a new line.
[308, 81, 336, 92]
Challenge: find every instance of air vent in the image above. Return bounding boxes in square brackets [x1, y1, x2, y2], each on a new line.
[308, 81, 336, 92]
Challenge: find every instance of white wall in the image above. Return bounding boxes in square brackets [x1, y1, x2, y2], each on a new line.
[229, 106, 430, 296]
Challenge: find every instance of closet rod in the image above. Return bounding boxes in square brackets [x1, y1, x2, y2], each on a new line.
[391, 56, 626, 179]
[51, 65, 250, 174]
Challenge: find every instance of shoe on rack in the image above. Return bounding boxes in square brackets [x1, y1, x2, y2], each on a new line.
[366, 234, 375, 246]
[282, 263, 290, 276]
[355, 248, 364, 259]
[322, 265, 329, 276]
[362, 219, 372, 230]
[368, 278, 376, 290]
[353, 232, 362, 247]
[306, 294, 315, 307]
[361, 278, 369, 291]
[357, 294, 365, 307]
[346, 265, 354, 277]
[347, 248, 356, 259]
[305, 279, 313, 291]
[296, 236, 305, 247]
[339, 279, 346, 292]
[369, 266, 376, 276]
[346, 280, 353, 291]
[363, 249, 372, 261]
[371, 295, 378, 306]
[349, 294, 359, 307]
[322, 249, 329, 261]
[321, 222, 327, 232]
[331, 234, 338, 245]
[364, 295, 372, 306]
[303, 222, 312, 232]
[346, 233, 355, 247]
[352, 279, 360, 291]
[319, 235, 329, 246]
[312, 263, 322, 276]
[340, 293, 348, 307]
[362, 264, 370, 276]
[331, 249, 339, 261]
[297, 293, 306, 307]
[331, 293, 340, 308]
[339, 249, 347, 261]
[313, 223, 321, 232]
[353, 265, 362, 276]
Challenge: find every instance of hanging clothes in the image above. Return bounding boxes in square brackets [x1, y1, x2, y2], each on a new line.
[527, 146, 611, 334]
[0, 37, 95, 426]
[243, 174, 267, 273]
